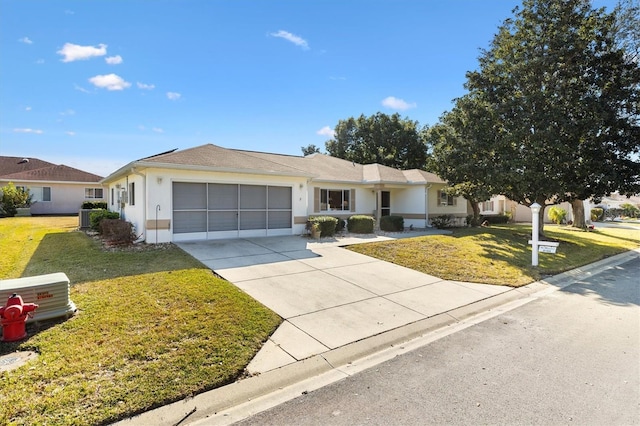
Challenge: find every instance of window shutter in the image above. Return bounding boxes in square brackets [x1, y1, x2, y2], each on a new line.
[314, 187, 320, 212]
[350, 189, 356, 212]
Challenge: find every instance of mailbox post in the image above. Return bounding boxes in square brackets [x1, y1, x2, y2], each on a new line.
[530, 203, 541, 266]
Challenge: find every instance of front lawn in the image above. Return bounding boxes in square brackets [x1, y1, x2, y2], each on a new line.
[348, 224, 640, 286]
[0, 217, 281, 426]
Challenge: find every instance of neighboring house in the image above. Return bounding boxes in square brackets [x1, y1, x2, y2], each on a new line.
[480, 194, 602, 224]
[0, 156, 105, 215]
[101, 144, 466, 243]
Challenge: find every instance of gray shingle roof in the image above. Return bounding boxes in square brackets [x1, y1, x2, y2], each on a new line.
[116, 144, 444, 185]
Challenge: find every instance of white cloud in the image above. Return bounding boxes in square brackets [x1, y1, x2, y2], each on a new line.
[381, 96, 417, 111]
[59, 109, 75, 116]
[66, 131, 76, 136]
[18, 37, 33, 44]
[166, 92, 181, 100]
[89, 73, 131, 91]
[74, 84, 91, 94]
[13, 128, 43, 134]
[269, 30, 309, 50]
[57, 42, 107, 62]
[105, 55, 123, 65]
[35, 59, 45, 64]
[25, 106, 32, 111]
[316, 126, 335, 138]
[138, 125, 146, 130]
[152, 127, 164, 133]
[137, 82, 155, 90]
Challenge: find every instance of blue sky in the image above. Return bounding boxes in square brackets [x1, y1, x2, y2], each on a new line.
[0, 0, 617, 177]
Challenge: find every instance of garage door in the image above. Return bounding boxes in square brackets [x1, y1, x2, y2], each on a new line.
[172, 182, 292, 240]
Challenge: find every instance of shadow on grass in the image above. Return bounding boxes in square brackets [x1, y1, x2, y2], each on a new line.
[22, 231, 204, 285]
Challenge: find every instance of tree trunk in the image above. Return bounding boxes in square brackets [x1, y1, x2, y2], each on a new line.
[469, 199, 481, 226]
[571, 199, 586, 229]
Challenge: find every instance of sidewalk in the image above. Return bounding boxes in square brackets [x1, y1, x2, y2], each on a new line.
[113, 232, 640, 426]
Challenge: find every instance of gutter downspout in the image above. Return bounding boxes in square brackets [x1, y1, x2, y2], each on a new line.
[130, 167, 146, 243]
[425, 184, 432, 228]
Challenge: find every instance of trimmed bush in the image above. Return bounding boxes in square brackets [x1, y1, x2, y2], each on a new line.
[547, 206, 567, 225]
[308, 216, 338, 237]
[480, 214, 510, 224]
[380, 215, 404, 232]
[82, 201, 108, 209]
[431, 214, 453, 229]
[591, 208, 604, 221]
[89, 209, 120, 231]
[99, 219, 136, 245]
[347, 215, 375, 233]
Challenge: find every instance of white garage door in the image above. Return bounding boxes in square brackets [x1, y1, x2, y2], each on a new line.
[173, 182, 292, 240]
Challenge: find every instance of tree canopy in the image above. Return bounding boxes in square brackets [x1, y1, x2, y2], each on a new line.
[431, 0, 640, 230]
[324, 112, 429, 169]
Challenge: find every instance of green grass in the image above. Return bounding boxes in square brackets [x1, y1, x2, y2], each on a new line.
[348, 224, 640, 287]
[0, 217, 281, 426]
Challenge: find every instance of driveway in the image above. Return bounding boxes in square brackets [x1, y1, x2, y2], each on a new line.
[177, 232, 513, 373]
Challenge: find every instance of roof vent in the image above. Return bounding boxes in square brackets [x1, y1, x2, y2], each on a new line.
[18, 158, 29, 164]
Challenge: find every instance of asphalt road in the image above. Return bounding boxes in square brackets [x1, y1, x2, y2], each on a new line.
[233, 257, 640, 426]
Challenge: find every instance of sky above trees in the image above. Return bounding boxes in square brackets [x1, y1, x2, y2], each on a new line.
[0, 0, 617, 176]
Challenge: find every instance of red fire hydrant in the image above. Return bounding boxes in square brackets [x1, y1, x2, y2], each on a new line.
[0, 293, 38, 342]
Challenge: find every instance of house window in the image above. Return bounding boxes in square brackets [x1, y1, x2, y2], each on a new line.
[28, 186, 51, 202]
[482, 201, 494, 212]
[320, 189, 350, 211]
[438, 190, 457, 206]
[85, 188, 104, 199]
[129, 183, 135, 206]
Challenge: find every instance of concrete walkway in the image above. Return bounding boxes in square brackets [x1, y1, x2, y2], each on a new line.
[177, 230, 513, 374]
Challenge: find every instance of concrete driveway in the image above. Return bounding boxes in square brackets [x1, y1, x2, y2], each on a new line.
[177, 232, 513, 373]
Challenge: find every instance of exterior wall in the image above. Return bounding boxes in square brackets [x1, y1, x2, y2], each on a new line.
[427, 183, 467, 226]
[3, 180, 105, 215]
[392, 186, 429, 228]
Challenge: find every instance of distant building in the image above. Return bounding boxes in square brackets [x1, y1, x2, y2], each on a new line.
[0, 156, 105, 215]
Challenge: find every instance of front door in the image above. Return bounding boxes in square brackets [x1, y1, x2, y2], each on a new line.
[381, 191, 391, 216]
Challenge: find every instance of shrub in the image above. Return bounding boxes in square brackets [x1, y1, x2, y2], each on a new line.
[0, 182, 31, 217]
[431, 214, 453, 229]
[308, 216, 338, 237]
[620, 203, 640, 218]
[380, 215, 404, 232]
[99, 219, 136, 245]
[548, 206, 567, 225]
[590, 208, 604, 222]
[89, 209, 120, 231]
[466, 215, 482, 227]
[347, 215, 375, 233]
[480, 214, 510, 224]
[81, 201, 108, 210]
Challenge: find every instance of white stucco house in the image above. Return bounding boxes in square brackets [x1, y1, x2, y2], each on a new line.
[100, 144, 466, 243]
[0, 156, 105, 215]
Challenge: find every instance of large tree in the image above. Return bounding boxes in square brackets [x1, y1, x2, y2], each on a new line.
[325, 112, 428, 169]
[437, 0, 640, 231]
